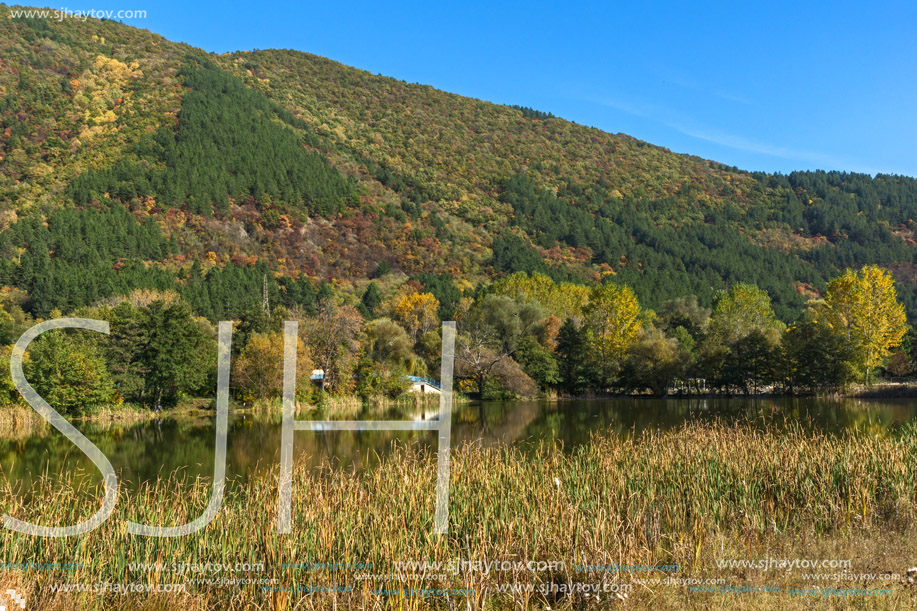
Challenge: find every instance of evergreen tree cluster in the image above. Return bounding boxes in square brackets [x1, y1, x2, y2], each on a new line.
[411, 272, 462, 319]
[510, 105, 556, 120]
[491, 233, 545, 275]
[0, 207, 175, 317]
[755, 170, 917, 232]
[180, 263, 318, 322]
[68, 58, 358, 217]
[0, 208, 320, 321]
[501, 173, 917, 321]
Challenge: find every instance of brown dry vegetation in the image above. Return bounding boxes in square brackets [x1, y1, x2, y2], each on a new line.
[0, 420, 915, 609]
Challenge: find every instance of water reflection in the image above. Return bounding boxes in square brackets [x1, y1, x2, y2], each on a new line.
[1, 397, 915, 491]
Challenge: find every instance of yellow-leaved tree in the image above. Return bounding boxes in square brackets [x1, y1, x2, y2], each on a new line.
[394, 292, 440, 342]
[585, 282, 642, 387]
[822, 265, 907, 383]
[490, 272, 589, 321]
[232, 331, 312, 402]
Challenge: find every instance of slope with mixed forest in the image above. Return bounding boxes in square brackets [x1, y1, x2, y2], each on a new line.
[2, 5, 917, 322]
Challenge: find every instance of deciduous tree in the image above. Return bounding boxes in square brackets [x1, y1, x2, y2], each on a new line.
[304, 302, 362, 393]
[394, 292, 440, 342]
[232, 331, 311, 401]
[24, 330, 115, 415]
[456, 295, 543, 396]
[585, 281, 641, 387]
[821, 265, 907, 383]
[707, 283, 781, 346]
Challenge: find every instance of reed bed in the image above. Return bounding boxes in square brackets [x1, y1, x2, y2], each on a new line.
[1, 420, 916, 609]
[0, 404, 50, 439]
[0, 401, 212, 439]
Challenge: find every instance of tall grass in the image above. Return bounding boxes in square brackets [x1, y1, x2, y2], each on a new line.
[0, 404, 49, 439]
[1, 420, 916, 609]
[0, 402, 215, 441]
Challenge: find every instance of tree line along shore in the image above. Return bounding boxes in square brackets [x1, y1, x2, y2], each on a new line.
[0, 264, 909, 418]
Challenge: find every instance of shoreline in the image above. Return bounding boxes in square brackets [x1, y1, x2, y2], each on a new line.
[545, 381, 917, 401]
[1, 383, 914, 436]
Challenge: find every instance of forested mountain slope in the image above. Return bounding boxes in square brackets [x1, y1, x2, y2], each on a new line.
[2, 5, 917, 322]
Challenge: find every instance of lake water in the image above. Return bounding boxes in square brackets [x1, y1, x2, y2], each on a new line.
[2, 397, 916, 491]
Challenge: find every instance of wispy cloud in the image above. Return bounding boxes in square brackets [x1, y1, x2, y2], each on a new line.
[584, 94, 879, 172]
[664, 122, 841, 168]
[653, 70, 754, 106]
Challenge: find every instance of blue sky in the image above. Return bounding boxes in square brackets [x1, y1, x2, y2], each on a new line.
[50, 0, 917, 177]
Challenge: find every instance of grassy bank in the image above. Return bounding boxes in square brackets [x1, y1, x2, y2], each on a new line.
[0, 400, 218, 439]
[0, 404, 51, 439]
[0, 421, 915, 609]
[0, 392, 451, 440]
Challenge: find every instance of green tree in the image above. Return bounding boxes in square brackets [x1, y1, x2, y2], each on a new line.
[0, 346, 21, 407]
[103, 301, 148, 402]
[232, 331, 311, 402]
[372, 261, 392, 278]
[658, 295, 709, 341]
[0, 308, 15, 346]
[490, 233, 546, 275]
[619, 327, 683, 395]
[137, 300, 214, 409]
[555, 318, 595, 395]
[413, 273, 462, 320]
[354, 319, 416, 400]
[361, 318, 417, 369]
[456, 295, 543, 396]
[707, 283, 782, 346]
[360, 282, 383, 317]
[24, 331, 115, 415]
[514, 335, 559, 390]
[722, 329, 779, 394]
[781, 318, 855, 394]
[692, 343, 730, 393]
